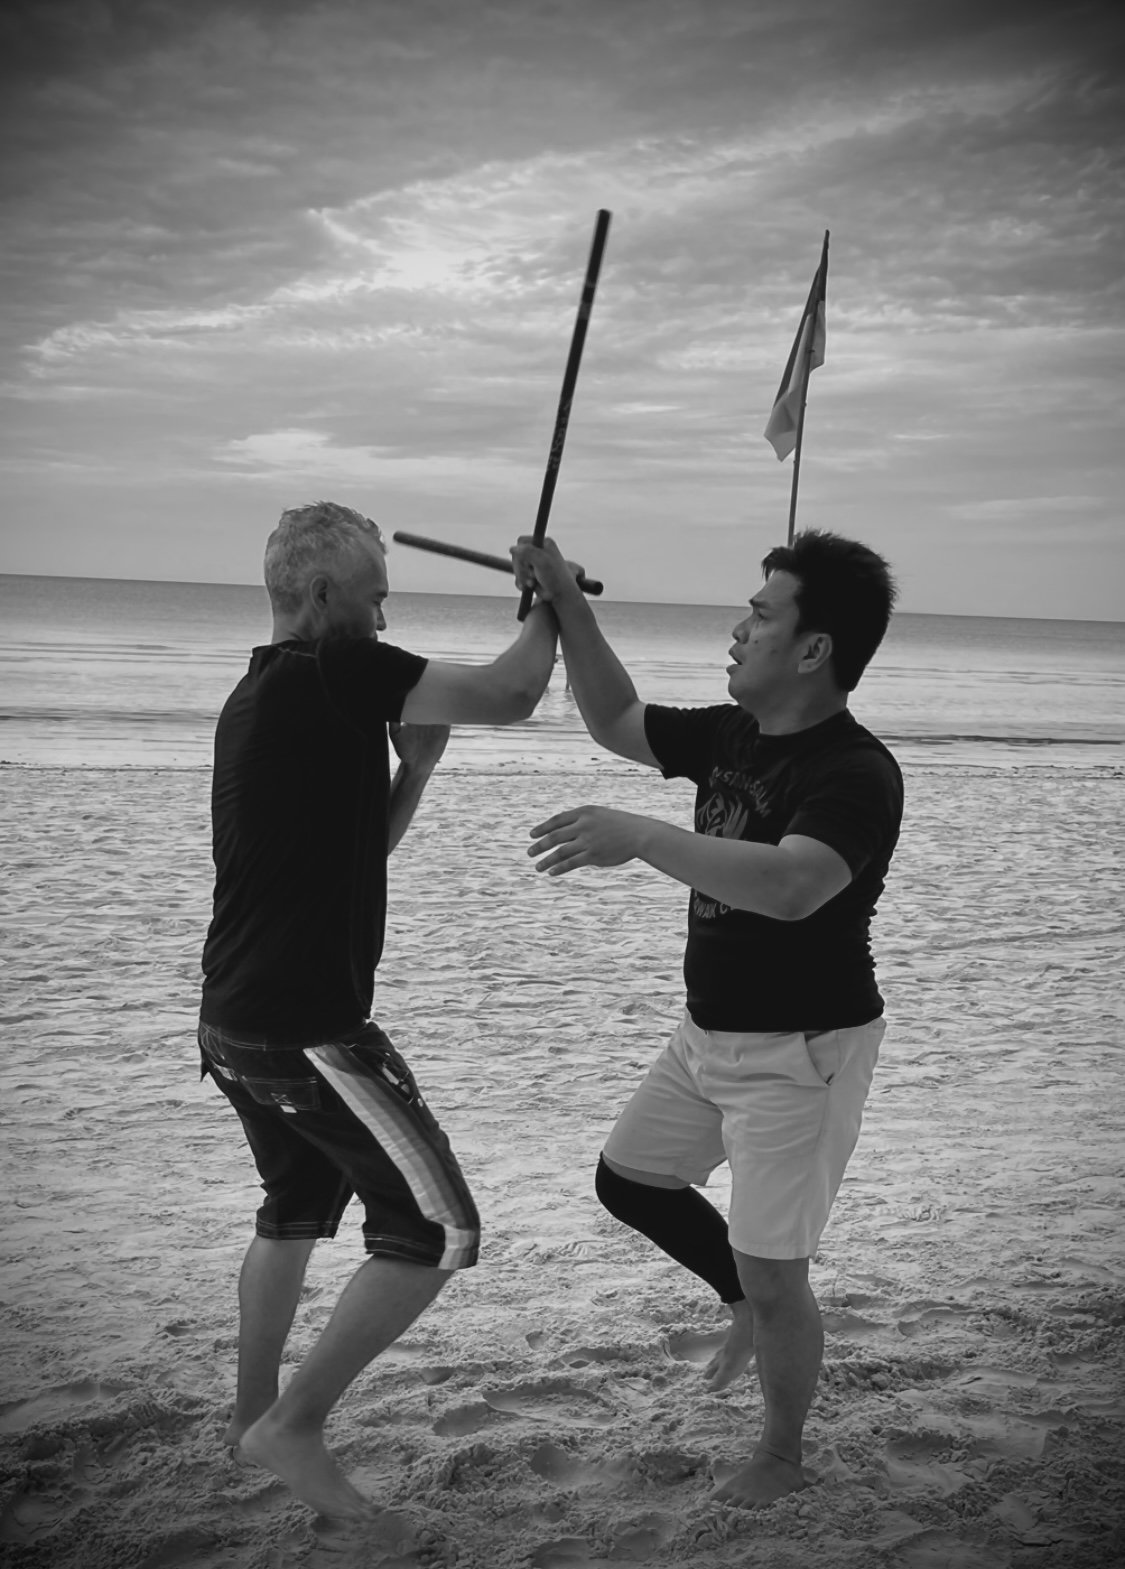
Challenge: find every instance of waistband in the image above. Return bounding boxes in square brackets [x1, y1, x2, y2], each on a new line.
[198, 1016, 370, 1049]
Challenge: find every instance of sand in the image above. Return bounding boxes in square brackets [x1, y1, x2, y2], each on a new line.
[1, 757, 1123, 1569]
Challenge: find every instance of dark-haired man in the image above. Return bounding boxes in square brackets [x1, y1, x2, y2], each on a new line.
[512, 529, 902, 1510]
[200, 502, 559, 1522]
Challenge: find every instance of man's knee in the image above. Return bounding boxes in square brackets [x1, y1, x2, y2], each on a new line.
[596, 1154, 687, 1219]
[733, 1251, 810, 1310]
[598, 1153, 688, 1193]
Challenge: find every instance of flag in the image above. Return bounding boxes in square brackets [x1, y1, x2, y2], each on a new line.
[763, 233, 828, 461]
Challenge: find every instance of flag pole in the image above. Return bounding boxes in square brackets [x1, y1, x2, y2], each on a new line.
[785, 229, 829, 545]
[785, 367, 810, 546]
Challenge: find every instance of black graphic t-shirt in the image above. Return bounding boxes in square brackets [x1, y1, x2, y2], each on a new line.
[201, 636, 427, 1041]
[644, 704, 903, 1032]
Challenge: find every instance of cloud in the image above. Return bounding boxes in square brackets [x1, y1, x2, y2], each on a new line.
[1, 0, 1122, 611]
[948, 495, 1111, 523]
[217, 427, 534, 494]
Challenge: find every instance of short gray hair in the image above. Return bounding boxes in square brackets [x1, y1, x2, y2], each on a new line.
[264, 501, 386, 612]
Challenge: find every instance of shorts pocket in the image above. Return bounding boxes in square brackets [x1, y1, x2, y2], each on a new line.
[802, 1030, 840, 1087]
[243, 1076, 324, 1114]
[198, 1025, 239, 1082]
[346, 1036, 423, 1108]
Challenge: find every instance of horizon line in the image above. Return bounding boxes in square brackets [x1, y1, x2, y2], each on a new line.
[0, 569, 1122, 627]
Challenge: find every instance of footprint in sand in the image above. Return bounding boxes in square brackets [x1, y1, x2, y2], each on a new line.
[842, 1288, 892, 1309]
[0, 1487, 73, 1548]
[431, 1401, 499, 1437]
[630, 1448, 706, 1486]
[952, 1363, 1040, 1394]
[529, 1512, 676, 1569]
[0, 1379, 131, 1436]
[662, 1328, 728, 1366]
[530, 1537, 606, 1568]
[1, 1427, 139, 1550]
[606, 1513, 676, 1558]
[529, 1441, 637, 1492]
[807, 1441, 860, 1485]
[480, 1379, 616, 1428]
[821, 1308, 885, 1340]
[157, 1319, 196, 1338]
[867, 1509, 931, 1549]
[0, 1384, 210, 1549]
[895, 1529, 1001, 1568]
[881, 1432, 970, 1497]
[959, 1411, 1053, 1462]
[379, 1341, 433, 1369]
[307, 1506, 453, 1568]
[895, 1300, 972, 1339]
[417, 1365, 456, 1385]
[550, 1344, 632, 1370]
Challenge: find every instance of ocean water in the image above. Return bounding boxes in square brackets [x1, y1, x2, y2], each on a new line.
[1, 573, 1123, 771]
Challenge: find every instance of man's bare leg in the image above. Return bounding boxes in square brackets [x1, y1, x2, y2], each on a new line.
[223, 1234, 318, 1448]
[712, 1253, 818, 1508]
[702, 1296, 756, 1392]
[240, 1255, 449, 1520]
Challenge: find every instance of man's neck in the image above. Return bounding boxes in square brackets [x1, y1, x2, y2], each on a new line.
[271, 614, 315, 644]
[750, 687, 848, 736]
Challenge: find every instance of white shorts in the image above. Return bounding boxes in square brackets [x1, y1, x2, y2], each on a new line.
[602, 1011, 885, 1261]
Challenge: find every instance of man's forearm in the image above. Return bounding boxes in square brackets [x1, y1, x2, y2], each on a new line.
[553, 588, 641, 739]
[387, 763, 437, 852]
[490, 601, 558, 708]
[635, 819, 811, 920]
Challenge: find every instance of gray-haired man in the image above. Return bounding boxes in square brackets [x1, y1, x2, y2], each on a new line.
[199, 501, 557, 1521]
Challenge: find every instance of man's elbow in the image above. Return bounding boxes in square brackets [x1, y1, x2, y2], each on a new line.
[761, 878, 830, 922]
[496, 676, 541, 722]
[586, 711, 646, 762]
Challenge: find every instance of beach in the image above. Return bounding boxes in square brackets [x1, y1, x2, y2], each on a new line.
[1, 755, 1123, 1568]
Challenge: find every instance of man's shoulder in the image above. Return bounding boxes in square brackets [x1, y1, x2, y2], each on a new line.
[837, 714, 901, 777]
[244, 639, 317, 683]
[813, 711, 898, 761]
[646, 701, 757, 762]
[315, 635, 425, 678]
[647, 701, 756, 738]
[795, 713, 903, 797]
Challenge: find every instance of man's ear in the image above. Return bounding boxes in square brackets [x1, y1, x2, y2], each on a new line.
[307, 574, 331, 611]
[798, 631, 833, 675]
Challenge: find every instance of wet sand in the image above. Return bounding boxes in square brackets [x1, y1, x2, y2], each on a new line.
[1, 758, 1123, 1568]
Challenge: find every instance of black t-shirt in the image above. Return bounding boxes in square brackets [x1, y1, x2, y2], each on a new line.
[200, 636, 427, 1041]
[644, 704, 903, 1032]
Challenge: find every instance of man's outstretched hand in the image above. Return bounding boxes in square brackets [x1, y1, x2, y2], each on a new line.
[528, 805, 649, 876]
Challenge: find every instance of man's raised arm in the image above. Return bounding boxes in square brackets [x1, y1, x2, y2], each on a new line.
[400, 601, 558, 726]
[511, 536, 659, 769]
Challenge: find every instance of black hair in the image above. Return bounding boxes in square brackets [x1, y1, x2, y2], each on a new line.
[760, 529, 898, 692]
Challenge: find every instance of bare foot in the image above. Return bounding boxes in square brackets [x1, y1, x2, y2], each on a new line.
[712, 1446, 809, 1509]
[702, 1300, 756, 1392]
[239, 1412, 375, 1520]
[223, 1412, 269, 1466]
[224, 1443, 261, 1470]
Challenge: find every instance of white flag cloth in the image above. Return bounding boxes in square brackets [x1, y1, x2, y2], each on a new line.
[764, 236, 828, 461]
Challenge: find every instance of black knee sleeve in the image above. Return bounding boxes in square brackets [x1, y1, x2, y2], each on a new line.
[595, 1155, 744, 1304]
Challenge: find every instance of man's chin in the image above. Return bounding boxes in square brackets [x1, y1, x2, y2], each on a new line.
[727, 678, 754, 712]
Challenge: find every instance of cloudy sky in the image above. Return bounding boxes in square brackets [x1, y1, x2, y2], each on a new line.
[2, 0, 1122, 616]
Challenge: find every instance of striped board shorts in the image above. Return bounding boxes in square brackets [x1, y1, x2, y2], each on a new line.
[198, 1019, 479, 1272]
